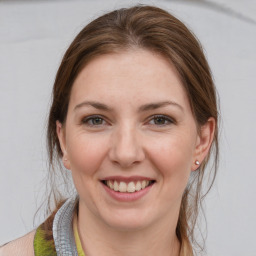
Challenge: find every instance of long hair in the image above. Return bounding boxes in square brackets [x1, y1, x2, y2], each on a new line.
[38, 5, 219, 255]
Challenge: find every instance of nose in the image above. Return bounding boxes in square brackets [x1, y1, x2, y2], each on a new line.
[108, 124, 145, 168]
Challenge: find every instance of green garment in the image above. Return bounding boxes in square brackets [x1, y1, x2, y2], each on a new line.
[33, 205, 85, 255]
[34, 223, 57, 256]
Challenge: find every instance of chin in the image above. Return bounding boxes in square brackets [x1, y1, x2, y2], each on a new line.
[100, 208, 155, 231]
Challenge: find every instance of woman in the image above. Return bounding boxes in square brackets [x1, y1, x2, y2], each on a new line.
[0, 5, 218, 256]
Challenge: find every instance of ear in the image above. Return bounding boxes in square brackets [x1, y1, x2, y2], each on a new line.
[192, 117, 216, 171]
[56, 121, 71, 170]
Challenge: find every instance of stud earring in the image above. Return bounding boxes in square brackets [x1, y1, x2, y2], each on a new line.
[195, 160, 200, 165]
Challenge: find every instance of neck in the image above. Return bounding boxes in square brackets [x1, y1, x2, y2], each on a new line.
[77, 201, 181, 256]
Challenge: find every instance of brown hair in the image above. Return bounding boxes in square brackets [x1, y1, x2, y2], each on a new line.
[40, 5, 219, 255]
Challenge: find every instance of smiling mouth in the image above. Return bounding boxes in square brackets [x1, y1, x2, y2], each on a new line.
[101, 180, 155, 193]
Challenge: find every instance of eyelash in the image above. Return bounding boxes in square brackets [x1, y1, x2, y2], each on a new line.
[81, 115, 107, 127]
[81, 114, 175, 127]
[148, 115, 175, 126]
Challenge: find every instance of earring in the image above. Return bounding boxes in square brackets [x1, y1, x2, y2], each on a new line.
[195, 160, 200, 165]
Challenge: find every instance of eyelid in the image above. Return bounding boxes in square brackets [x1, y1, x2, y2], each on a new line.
[80, 114, 175, 127]
[81, 115, 108, 127]
[147, 114, 175, 126]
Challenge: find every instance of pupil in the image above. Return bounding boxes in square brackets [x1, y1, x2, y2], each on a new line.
[155, 117, 165, 124]
[93, 118, 102, 124]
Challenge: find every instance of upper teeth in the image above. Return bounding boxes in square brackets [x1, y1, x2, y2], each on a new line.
[106, 180, 151, 193]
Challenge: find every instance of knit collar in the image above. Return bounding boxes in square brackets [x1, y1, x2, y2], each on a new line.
[52, 194, 79, 256]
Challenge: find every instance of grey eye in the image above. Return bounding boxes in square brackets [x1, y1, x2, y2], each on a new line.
[154, 116, 167, 125]
[148, 115, 173, 126]
[90, 117, 104, 125]
[82, 115, 106, 126]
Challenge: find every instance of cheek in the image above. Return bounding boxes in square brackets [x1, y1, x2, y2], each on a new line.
[66, 134, 110, 206]
[66, 134, 108, 176]
[148, 134, 195, 188]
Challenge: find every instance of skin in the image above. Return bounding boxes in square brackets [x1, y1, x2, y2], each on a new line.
[57, 49, 215, 256]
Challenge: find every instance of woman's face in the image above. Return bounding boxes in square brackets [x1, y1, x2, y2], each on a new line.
[57, 49, 211, 231]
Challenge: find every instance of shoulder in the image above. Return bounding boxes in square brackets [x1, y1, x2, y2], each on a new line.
[0, 230, 36, 256]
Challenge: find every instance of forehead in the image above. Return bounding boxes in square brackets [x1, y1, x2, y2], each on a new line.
[69, 49, 190, 111]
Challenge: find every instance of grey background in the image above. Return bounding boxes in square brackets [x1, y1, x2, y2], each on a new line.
[0, 0, 256, 255]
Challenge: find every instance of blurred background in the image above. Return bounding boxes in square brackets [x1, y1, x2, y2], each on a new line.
[0, 0, 255, 255]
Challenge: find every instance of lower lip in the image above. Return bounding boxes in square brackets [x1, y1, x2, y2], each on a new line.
[102, 182, 154, 202]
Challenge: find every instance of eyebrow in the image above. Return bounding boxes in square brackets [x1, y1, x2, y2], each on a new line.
[74, 100, 183, 112]
[138, 101, 183, 112]
[74, 101, 114, 111]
